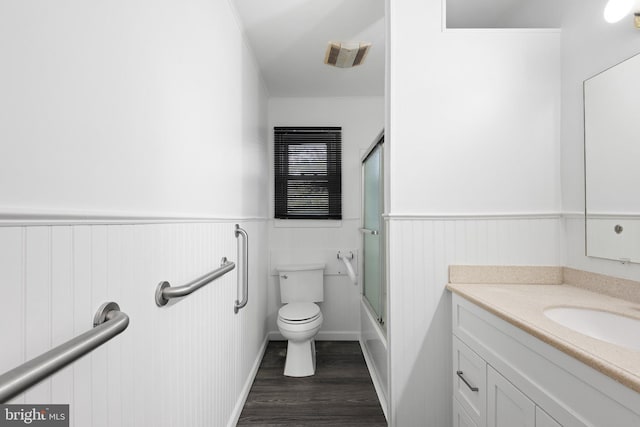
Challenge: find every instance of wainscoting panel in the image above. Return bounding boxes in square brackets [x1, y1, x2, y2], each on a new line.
[387, 216, 562, 427]
[0, 221, 267, 427]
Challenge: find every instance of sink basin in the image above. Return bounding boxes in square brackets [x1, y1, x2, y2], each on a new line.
[543, 307, 640, 352]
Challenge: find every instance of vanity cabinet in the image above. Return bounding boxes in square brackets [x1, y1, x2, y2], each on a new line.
[487, 365, 535, 427]
[535, 408, 562, 427]
[487, 365, 561, 427]
[453, 336, 558, 427]
[453, 337, 486, 426]
[454, 397, 479, 427]
[451, 293, 640, 427]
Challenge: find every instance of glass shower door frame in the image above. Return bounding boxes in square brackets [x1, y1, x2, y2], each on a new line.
[361, 131, 386, 329]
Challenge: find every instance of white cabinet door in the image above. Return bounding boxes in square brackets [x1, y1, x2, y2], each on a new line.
[453, 336, 487, 427]
[536, 407, 562, 427]
[487, 366, 535, 427]
[454, 397, 479, 427]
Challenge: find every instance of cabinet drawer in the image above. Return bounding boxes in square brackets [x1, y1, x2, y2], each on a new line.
[454, 336, 487, 427]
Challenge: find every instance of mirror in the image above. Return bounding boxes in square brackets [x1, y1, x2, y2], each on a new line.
[584, 52, 640, 263]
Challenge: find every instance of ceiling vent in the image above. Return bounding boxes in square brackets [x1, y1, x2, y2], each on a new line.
[324, 41, 372, 68]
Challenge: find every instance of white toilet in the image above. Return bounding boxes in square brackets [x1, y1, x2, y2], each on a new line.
[276, 263, 325, 377]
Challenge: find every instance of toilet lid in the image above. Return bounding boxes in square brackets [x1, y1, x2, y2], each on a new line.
[278, 302, 320, 322]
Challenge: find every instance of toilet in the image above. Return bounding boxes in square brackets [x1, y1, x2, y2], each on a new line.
[276, 263, 325, 377]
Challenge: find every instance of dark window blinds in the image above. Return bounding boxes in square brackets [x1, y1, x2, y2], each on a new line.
[274, 127, 342, 220]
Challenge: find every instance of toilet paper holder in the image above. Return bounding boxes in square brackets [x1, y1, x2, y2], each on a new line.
[337, 251, 357, 285]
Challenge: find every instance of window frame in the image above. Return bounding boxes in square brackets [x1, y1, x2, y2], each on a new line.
[273, 126, 342, 220]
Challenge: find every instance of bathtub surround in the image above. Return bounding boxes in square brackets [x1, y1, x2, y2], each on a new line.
[360, 297, 389, 418]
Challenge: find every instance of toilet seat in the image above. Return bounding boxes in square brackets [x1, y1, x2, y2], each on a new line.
[276, 302, 323, 377]
[278, 302, 321, 324]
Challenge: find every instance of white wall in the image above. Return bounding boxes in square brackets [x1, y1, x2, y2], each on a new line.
[560, 0, 640, 280]
[388, 0, 562, 425]
[0, 0, 268, 219]
[390, 24, 561, 215]
[267, 97, 384, 338]
[0, 1, 269, 426]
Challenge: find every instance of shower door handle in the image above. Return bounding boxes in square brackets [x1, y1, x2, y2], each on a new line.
[359, 228, 379, 235]
[234, 224, 249, 314]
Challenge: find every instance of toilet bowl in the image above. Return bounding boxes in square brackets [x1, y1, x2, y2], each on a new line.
[277, 302, 323, 377]
[275, 264, 325, 377]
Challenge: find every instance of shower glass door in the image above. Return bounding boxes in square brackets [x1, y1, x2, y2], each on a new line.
[362, 136, 385, 327]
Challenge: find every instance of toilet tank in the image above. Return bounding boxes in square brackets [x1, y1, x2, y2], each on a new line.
[277, 264, 325, 303]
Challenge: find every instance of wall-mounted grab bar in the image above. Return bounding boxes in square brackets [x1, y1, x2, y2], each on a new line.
[234, 224, 248, 313]
[0, 302, 129, 403]
[359, 227, 379, 235]
[155, 257, 235, 306]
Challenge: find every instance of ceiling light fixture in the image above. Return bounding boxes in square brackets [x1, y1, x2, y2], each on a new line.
[604, 0, 640, 27]
[324, 41, 371, 68]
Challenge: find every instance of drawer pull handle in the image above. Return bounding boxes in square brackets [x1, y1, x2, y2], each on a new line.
[456, 370, 479, 392]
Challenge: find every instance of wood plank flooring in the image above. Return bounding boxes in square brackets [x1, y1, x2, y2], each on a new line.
[237, 341, 387, 426]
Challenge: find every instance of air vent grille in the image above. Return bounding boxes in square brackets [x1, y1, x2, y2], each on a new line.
[324, 41, 371, 68]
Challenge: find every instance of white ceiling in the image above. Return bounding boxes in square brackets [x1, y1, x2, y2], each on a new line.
[231, 0, 385, 97]
[446, 0, 561, 29]
[231, 0, 561, 97]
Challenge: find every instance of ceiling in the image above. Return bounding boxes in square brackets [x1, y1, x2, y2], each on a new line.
[446, 0, 561, 29]
[231, 0, 385, 97]
[231, 0, 561, 97]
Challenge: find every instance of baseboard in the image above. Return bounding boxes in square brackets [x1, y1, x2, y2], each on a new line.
[227, 334, 269, 427]
[267, 330, 360, 341]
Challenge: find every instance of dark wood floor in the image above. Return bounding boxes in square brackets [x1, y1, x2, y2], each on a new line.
[237, 341, 387, 427]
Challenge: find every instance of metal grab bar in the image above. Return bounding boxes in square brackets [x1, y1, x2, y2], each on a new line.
[0, 302, 129, 403]
[155, 257, 236, 306]
[234, 224, 248, 313]
[359, 227, 379, 235]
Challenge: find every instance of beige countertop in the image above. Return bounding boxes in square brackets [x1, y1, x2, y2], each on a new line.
[447, 281, 640, 394]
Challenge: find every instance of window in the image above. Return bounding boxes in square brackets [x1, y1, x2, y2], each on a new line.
[274, 127, 342, 220]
